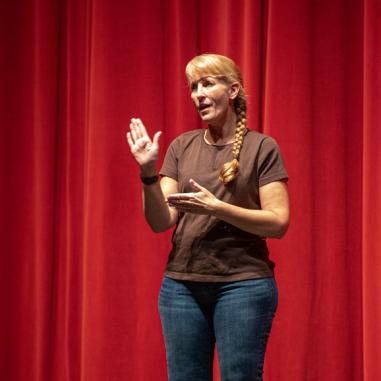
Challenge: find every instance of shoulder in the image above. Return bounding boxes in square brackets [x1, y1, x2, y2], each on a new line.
[248, 131, 288, 184]
[161, 129, 204, 177]
[172, 129, 203, 143]
[167, 129, 204, 152]
[244, 130, 281, 152]
[245, 130, 276, 144]
[242, 130, 274, 151]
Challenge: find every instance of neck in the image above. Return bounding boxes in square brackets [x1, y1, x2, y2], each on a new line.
[205, 109, 237, 145]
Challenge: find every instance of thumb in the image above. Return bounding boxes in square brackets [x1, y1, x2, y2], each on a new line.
[152, 131, 162, 148]
[189, 178, 205, 192]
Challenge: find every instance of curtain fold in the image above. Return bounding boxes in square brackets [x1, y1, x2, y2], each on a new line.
[363, 1, 381, 379]
[264, 1, 364, 380]
[0, 1, 379, 380]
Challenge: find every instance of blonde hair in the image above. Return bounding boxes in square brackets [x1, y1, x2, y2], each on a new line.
[185, 54, 247, 185]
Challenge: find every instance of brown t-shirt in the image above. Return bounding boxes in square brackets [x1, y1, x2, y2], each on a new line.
[160, 128, 288, 282]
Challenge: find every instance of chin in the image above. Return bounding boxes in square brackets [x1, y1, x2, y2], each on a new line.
[200, 115, 212, 122]
[199, 112, 217, 123]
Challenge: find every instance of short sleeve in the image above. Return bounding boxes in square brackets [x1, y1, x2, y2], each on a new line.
[160, 138, 180, 181]
[258, 137, 288, 187]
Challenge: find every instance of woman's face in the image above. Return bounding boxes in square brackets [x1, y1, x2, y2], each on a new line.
[190, 76, 232, 125]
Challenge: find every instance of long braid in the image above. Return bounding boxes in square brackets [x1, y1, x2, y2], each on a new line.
[219, 90, 247, 185]
[185, 53, 247, 185]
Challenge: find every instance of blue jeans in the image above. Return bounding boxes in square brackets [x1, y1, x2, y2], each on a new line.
[158, 276, 278, 381]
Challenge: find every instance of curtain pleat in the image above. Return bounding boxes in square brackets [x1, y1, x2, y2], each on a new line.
[363, 1, 381, 379]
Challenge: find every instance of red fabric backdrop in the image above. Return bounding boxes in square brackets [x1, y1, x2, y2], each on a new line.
[1, 0, 380, 380]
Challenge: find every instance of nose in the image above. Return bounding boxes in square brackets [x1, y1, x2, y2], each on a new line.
[195, 83, 206, 98]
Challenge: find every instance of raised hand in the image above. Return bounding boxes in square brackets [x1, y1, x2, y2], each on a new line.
[166, 179, 220, 215]
[126, 118, 162, 169]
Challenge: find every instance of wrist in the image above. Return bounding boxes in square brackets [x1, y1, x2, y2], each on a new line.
[141, 174, 159, 185]
[140, 163, 157, 177]
[212, 198, 226, 217]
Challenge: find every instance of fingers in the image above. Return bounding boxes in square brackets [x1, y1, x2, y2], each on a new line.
[166, 201, 207, 215]
[130, 118, 148, 140]
[167, 192, 196, 202]
[135, 118, 148, 138]
[167, 199, 197, 210]
[126, 132, 134, 150]
[126, 130, 148, 152]
[129, 119, 137, 142]
[128, 118, 161, 149]
[129, 118, 141, 142]
[152, 131, 162, 148]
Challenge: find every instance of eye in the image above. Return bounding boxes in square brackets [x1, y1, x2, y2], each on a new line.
[202, 79, 214, 87]
[190, 77, 216, 93]
[190, 82, 198, 92]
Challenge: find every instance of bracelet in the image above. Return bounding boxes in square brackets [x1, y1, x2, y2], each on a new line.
[140, 175, 159, 185]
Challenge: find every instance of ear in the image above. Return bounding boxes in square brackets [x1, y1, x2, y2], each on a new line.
[228, 82, 240, 100]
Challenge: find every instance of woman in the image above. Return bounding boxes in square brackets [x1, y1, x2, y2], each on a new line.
[126, 54, 290, 381]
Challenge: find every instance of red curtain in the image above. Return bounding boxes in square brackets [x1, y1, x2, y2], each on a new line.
[1, 0, 380, 380]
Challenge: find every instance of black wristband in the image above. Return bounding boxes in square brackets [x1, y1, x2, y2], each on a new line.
[140, 175, 159, 185]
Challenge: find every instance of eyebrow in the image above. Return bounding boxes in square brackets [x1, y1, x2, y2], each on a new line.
[190, 76, 217, 88]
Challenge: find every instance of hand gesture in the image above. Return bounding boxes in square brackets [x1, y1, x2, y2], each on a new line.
[126, 118, 162, 168]
[166, 179, 220, 215]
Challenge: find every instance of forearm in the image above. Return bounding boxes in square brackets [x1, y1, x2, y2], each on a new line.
[142, 185, 172, 232]
[214, 200, 289, 238]
[141, 166, 176, 233]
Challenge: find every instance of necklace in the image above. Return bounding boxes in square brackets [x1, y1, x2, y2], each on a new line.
[203, 129, 237, 145]
[203, 129, 213, 145]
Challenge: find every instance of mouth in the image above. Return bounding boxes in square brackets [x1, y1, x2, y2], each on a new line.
[198, 103, 212, 112]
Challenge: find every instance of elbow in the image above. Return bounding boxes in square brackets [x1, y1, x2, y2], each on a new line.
[273, 220, 289, 239]
[149, 223, 169, 233]
[145, 209, 177, 233]
[273, 228, 287, 239]
[267, 217, 289, 239]
[150, 226, 163, 233]
[148, 218, 176, 233]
